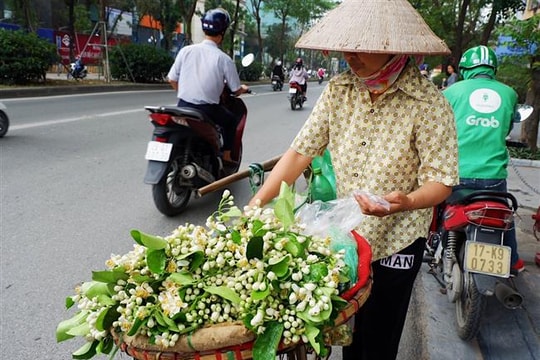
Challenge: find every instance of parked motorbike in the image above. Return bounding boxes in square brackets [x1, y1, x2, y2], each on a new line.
[143, 54, 254, 216]
[271, 75, 283, 91]
[424, 104, 533, 341]
[68, 59, 88, 80]
[0, 102, 9, 138]
[288, 81, 305, 110]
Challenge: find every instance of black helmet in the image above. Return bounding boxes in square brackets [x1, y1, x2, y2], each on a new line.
[201, 8, 231, 36]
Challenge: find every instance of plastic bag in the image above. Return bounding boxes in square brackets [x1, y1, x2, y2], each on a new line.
[296, 196, 365, 284]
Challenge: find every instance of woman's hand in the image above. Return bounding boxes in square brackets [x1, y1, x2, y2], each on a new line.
[353, 191, 414, 217]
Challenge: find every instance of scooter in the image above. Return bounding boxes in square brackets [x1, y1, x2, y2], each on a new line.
[68, 59, 88, 80]
[0, 102, 9, 138]
[424, 104, 533, 341]
[288, 81, 306, 110]
[143, 54, 254, 216]
[271, 75, 283, 91]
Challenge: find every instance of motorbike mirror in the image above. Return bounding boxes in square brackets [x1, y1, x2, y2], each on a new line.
[241, 53, 255, 67]
[515, 104, 533, 123]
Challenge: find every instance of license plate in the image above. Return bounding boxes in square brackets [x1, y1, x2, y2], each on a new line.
[464, 241, 511, 278]
[272, 81, 277, 84]
[145, 141, 173, 162]
[289, 88, 297, 94]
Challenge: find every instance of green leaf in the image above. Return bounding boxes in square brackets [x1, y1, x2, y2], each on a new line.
[246, 236, 264, 260]
[221, 207, 242, 218]
[65, 296, 75, 309]
[130, 229, 167, 249]
[283, 236, 305, 258]
[204, 285, 241, 304]
[231, 229, 242, 244]
[251, 219, 265, 236]
[96, 336, 114, 354]
[66, 321, 90, 337]
[156, 309, 179, 332]
[84, 280, 111, 298]
[305, 325, 321, 354]
[146, 249, 167, 274]
[91, 270, 128, 284]
[97, 294, 116, 307]
[127, 317, 145, 336]
[56, 311, 88, 342]
[72, 340, 98, 359]
[168, 271, 195, 286]
[251, 287, 270, 301]
[253, 321, 284, 360]
[268, 254, 291, 278]
[178, 251, 204, 272]
[95, 307, 120, 332]
[304, 263, 328, 282]
[274, 198, 295, 230]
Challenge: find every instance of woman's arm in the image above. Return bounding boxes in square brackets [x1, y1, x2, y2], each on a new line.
[249, 148, 313, 207]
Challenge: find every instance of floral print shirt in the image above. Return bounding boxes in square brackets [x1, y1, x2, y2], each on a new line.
[292, 61, 459, 260]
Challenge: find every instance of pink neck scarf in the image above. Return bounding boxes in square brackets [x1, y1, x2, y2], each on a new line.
[356, 55, 409, 94]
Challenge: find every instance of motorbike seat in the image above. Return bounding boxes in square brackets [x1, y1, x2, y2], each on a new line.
[446, 189, 516, 208]
[157, 106, 212, 123]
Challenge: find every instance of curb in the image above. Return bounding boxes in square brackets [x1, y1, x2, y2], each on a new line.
[0, 83, 170, 99]
[510, 158, 540, 168]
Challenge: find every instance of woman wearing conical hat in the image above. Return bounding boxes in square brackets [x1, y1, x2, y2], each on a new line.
[249, 1, 459, 358]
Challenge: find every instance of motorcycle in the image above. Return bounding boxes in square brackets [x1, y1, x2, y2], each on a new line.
[288, 81, 306, 110]
[271, 75, 283, 91]
[142, 54, 254, 216]
[424, 104, 533, 341]
[68, 59, 88, 80]
[0, 102, 9, 138]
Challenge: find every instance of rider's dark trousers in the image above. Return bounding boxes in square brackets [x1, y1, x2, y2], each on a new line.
[177, 99, 239, 151]
[342, 237, 425, 360]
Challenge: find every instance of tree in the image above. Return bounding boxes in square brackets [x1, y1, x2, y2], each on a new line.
[5, 0, 38, 32]
[415, 0, 524, 65]
[497, 15, 540, 153]
[247, 0, 264, 63]
[264, 0, 335, 63]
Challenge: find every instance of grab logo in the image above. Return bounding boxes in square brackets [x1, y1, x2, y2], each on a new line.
[468, 88, 501, 114]
[466, 115, 500, 128]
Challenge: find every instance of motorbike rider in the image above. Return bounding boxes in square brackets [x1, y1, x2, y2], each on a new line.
[271, 60, 285, 83]
[443, 45, 525, 274]
[73, 54, 85, 77]
[289, 58, 309, 100]
[166, 7, 249, 165]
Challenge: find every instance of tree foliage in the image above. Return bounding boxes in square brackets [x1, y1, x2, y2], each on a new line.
[496, 15, 540, 152]
[109, 43, 172, 82]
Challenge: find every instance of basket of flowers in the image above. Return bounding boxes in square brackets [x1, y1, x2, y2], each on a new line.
[56, 184, 372, 360]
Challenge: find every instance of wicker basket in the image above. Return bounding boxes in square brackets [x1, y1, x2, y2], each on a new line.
[112, 278, 372, 360]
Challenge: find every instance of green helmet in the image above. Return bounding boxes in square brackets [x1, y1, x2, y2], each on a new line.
[459, 45, 498, 72]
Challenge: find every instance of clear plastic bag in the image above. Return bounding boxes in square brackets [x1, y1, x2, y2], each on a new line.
[296, 196, 365, 284]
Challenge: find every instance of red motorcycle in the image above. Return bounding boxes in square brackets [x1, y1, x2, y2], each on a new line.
[424, 189, 522, 340]
[288, 81, 305, 110]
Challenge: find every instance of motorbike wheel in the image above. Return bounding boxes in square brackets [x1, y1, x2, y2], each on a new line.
[455, 247, 485, 340]
[0, 110, 9, 138]
[152, 157, 191, 216]
[290, 96, 296, 110]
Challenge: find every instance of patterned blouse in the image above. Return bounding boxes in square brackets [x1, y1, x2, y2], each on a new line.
[292, 61, 459, 260]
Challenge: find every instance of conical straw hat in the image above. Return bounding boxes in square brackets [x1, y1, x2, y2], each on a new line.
[295, 0, 450, 55]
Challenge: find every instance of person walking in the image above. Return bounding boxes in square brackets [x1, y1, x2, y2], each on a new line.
[248, 0, 459, 359]
[443, 45, 525, 274]
[166, 8, 249, 165]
